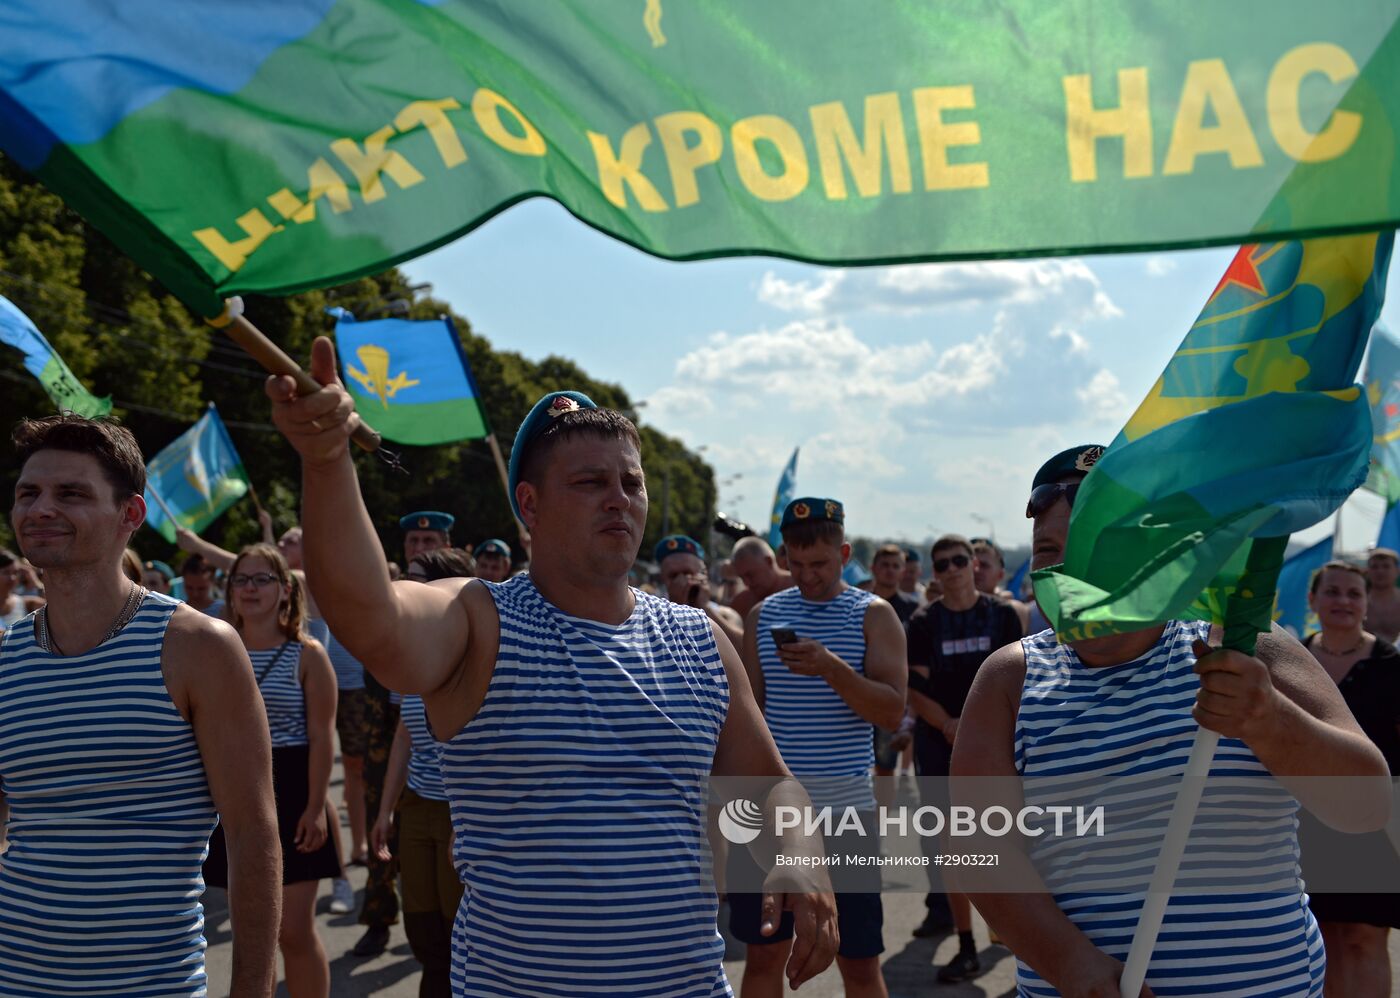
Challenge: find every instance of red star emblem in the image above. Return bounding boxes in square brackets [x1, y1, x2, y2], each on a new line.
[1387, 403, 1399, 419]
[1208, 244, 1267, 304]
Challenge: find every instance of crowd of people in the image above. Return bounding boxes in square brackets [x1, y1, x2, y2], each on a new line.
[0, 360, 1396, 997]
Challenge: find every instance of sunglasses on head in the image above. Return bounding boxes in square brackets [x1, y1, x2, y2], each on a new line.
[932, 553, 971, 573]
[1026, 482, 1080, 519]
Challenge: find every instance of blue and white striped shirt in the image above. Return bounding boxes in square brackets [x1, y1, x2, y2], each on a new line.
[325, 630, 365, 692]
[402, 694, 446, 801]
[440, 575, 731, 998]
[1014, 620, 1325, 997]
[757, 585, 877, 810]
[250, 641, 307, 748]
[0, 593, 218, 996]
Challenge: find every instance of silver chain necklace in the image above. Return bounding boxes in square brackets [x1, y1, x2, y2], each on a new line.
[37, 582, 146, 656]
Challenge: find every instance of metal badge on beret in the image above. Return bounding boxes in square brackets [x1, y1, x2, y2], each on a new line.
[1075, 445, 1105, 472]
[548, 396, 581, 418]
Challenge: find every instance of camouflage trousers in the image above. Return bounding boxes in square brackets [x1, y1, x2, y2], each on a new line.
[359, 671, 401, 927]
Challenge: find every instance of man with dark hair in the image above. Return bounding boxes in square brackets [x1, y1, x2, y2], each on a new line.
[655, 534, 744, 647]
[905, 533, 1023, 978]
[1, 414, 280, 995]
[179, 553, 219, 614]
[729, 536, 795, 619]
[869, 544, 913, 626]
[472, 538, 512, 583]
[969, 537, 1031, 633]
[736, 497, 907, 998]
[266, 345, 838, 996]
[1364, 547, 1400, 643]
[953, 445, 1390, 996]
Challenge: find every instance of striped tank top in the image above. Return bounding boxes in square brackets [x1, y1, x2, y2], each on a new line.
[439, 575, 731, 998]
[757, 585, 877, 810]
[250, 641, 307, 747]
[325, 630, 365, 691]
[402, 694, 446, 801]
[1014, 620, 1324, 997]
[0, 593, 218, 996]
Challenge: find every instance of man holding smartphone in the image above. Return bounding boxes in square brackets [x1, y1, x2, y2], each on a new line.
[737, 497, 907, 997]
[655, 534, 744, 648]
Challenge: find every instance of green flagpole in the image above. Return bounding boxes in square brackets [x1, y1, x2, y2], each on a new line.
[1119, 535, 1289, 997]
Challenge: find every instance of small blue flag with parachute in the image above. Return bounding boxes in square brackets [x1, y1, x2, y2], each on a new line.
[1273, 536, 1333, 639]
[0, 294, 110, 417]
[331, 311, 489, 446]
[144, 404, 249, 543]
[767, 448, 800, 549]
[842, 560, 872, 587]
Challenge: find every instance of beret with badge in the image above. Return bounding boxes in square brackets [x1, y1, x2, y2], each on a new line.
[1030, 444, 1106, 490]
[780, 496, 845, 531]
[474, 538, 511, 559]
[505, 390, 598, 519]
[653, 534, 705, 564]
[399, 510, 455, 533]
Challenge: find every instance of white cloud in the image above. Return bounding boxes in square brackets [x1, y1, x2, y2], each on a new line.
[1076, 368, 1129, 423]
[757, 259, 1121, 320]
[1144, 256, 1179, 277]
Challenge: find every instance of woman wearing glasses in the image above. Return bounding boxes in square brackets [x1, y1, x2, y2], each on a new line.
[204, 543, 339, 997]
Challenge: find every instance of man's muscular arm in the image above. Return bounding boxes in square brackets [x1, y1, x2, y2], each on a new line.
[166, 610, 279, 997]
[265, 338, 468, 695]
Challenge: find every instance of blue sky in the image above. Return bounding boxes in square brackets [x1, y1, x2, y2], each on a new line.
[404, 200, 1400, 555]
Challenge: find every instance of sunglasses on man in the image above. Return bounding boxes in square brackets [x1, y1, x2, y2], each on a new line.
[932, 554, 970, 573]
[1025, 482, 1080, 519]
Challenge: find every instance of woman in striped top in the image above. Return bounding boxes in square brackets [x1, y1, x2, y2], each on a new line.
[204, 543, 339, 997]
[371, 547, 473, 998]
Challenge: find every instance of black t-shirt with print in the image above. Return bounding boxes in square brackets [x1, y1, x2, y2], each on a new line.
[906, 593, 1023, 720]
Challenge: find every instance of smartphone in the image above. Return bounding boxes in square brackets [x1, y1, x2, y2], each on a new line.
[770, 627, 798, 647]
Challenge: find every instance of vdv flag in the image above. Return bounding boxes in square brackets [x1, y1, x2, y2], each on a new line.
[1035, 233, 1393, 641]
[2, 2, 1399, 316]
[0, 294, 110, 417]
[842, 560, 872, 587]
[333, 315, 488, 446]
[1006, 559, 1030, 601]
[1364, 324, 1400, 504]
[1274, 536, 1333, 639]
[144, 404, 249, 543]
[768, 448, 800, 550]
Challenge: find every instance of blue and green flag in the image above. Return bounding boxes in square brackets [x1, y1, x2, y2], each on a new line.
[1034, 233, 1394, 642]
[1274, 536, 1333, 639]
[0, 294, 110, 417]
[332, 315, 488, 446]
[768, 448, 800, 549]
[1364, 324, 1400, 504]
[144, 404, 250, 543]
[1, 2, 1399, 316]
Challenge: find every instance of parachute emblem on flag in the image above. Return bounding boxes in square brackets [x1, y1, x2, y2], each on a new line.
[346, 344, 421, 408]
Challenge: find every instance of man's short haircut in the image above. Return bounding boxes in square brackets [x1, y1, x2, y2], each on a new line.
[872, 543, 905, 565]
[411, 547, 476, 581]
[970, 537, 1004, 567]
[13, 414, 145, 500]
[1368, 547, 1399, 565]
[781, 519, 844, 549]
[931, 533, 974, 560]
[1309, 559, 1368, 595]
[181, 554, 213, 579]
[516, 408, 642, 488]
[730, 537, 775, 563]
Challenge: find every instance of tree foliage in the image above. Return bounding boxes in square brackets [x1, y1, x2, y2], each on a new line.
[0, 157, 715, 563]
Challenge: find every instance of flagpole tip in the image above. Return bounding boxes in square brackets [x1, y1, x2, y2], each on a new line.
[204, 297, 245, 329]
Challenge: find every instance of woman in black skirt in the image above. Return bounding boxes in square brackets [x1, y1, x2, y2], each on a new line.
[205, 543, 339, 997]
[1301, 560, 1400, 998]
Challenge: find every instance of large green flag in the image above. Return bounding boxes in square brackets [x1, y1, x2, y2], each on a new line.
[0, 2, 1397, 316]
[1034, 233, 1394, 642]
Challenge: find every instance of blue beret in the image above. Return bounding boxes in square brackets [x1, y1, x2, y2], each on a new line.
[653, 535, 705, 564]
[903, 547, 921, 563]
[506, 390, 598, 519]
[473, 538, 511, 560]
[780, 497, 845, 532]
[1031, 445, 1106, 490]
[399, 511, 455, 533]
[143, 559, 174, 580]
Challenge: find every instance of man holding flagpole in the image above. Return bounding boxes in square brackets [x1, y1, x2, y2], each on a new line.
[264, 338, 838, 996]
[951, 445, 1389, 997]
